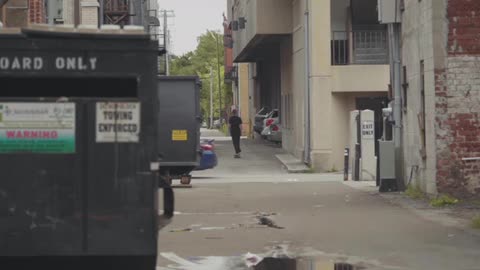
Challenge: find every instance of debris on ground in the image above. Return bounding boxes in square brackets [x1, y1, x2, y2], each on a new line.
[169, 228, 193, 233]
[256, 214, 284, 229]
[244, 252, 264, 267]
[199, 227, 226, 231]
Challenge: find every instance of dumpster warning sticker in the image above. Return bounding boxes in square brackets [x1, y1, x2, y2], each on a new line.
[96, 102, 140, 143]
[0, 103, 76, 153]
[172, 130, 188, 141]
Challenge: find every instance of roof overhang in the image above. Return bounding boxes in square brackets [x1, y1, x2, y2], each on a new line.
[0, 0, 8, 8]
[234, 34, 290, 63]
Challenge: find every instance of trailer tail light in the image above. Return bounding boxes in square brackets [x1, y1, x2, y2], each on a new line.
[202, 144, 214, 151]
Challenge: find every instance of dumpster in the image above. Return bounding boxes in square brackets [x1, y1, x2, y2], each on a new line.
[157, 76, 201, 185]
[0, 25, 171, 269]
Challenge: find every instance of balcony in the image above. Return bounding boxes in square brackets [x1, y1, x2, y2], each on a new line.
[330, 30, 390, 93]
[231, 0, 292, 62]
[103, 0, 130, 25]
[331, 30, 389, 65]
[224, 65, 237, 84]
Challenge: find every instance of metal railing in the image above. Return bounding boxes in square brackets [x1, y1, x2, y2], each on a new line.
[331, 30, 389, 65]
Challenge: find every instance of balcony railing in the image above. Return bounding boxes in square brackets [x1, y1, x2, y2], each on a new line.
[104, 0, 129, 14]
[331, 30, 389, 65]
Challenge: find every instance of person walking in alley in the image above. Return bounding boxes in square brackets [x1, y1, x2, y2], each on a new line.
[229, 109, 242, 158]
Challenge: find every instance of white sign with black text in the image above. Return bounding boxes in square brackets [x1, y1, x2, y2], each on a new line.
[96, 102, 141, 143]
[361, 121, 375, 139]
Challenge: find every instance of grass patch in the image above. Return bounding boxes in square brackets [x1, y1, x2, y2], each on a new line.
[327, 166, 338, 173]
[472, 200, 480, 207]
[472, 216, 480, 229]
[430, 194, 459, 207]
[405, 185, 425, 199]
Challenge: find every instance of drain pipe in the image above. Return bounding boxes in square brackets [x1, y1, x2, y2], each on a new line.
[303, 0, 312, 165]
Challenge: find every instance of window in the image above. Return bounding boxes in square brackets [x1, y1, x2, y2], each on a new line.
[419, 60, 427, 159]
[281, 93, 292, 129]
[402, 66, 409, 111]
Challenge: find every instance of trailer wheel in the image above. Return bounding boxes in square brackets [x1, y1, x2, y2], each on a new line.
[180, 175, 192, 185]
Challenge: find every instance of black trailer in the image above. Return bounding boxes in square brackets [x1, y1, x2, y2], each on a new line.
[0, 26, 172, 269]
[157, 76, 201, 185]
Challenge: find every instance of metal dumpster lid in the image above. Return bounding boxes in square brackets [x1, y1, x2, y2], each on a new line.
[0, 27, 22, 37]
[0, 24, 151, 40]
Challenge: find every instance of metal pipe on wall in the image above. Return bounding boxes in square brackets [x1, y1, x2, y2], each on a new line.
[387, 0, 404, 190]
[99, 0, 103, 26]
[74, 0, 80, 26]
[303, 0, 311, 165]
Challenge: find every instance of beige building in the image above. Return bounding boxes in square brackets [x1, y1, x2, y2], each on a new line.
[234, 63, 252, 137]
[228, 0, 390, 172]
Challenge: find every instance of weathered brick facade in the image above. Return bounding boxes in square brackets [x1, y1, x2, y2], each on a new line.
[28, 0, 46, 24]
[435, 0, 480, 197]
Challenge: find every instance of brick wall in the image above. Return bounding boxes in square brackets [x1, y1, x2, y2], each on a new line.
[80, 1, 99, 26]
[29, 0, 45, 24]
[435, 0, 480, 197]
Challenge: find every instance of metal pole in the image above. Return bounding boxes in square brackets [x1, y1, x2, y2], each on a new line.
[215, 32, 223, 124]
[74, 0, 80, 26]
[47, 0, 53, 25]
[210, 67, 214, 129]
[303, 0, 311, 164]
[99, 0, 104, 26]
[388, 22, 404, 190]
[164, 10, 170, 76]
[344, 148, 349, 181]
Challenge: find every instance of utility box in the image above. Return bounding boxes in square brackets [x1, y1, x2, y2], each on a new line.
[157, 76, 201, 182]
[379, 140, 398, 192]
[0, 26, 164, 269]
[379, 141, 396, 179]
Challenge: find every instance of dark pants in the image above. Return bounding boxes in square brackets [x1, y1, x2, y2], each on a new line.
[231, 128, 241, 154]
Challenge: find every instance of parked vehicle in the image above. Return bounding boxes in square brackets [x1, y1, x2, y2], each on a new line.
[195, 139, 218, 171]
[254, 107, 272, 134]
[261, 109, 282, 143]
[213, 119, 225, 129]
[262, 109, 279, 128]
[261, 109, 279, 135]
[157, 76, 201, 185]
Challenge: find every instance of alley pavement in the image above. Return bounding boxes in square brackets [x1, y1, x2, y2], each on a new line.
[157, 129, 480, 270]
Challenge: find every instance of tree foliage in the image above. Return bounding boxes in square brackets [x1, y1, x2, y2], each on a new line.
[169, 30, 231, 120]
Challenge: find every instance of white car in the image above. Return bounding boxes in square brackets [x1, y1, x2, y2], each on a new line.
[261, 110, 281, 143]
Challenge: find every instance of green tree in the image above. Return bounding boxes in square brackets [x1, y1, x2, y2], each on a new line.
[169, 30, 232, 123]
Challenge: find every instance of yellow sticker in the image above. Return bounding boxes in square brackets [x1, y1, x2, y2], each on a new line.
[172, 130, 188, 141]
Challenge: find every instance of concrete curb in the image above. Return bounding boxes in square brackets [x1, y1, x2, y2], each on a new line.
[344, 181, 480, 237]
[275, 154, 311, 173]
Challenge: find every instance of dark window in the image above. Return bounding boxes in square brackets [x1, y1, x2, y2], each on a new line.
[419, 60, 426, 159]
[402, 66, 409, 110]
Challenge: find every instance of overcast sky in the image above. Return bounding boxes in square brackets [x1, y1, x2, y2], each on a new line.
[158, 0, 227, 56]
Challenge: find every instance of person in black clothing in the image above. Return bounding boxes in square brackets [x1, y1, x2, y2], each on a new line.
[229, 109, 243, 158]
